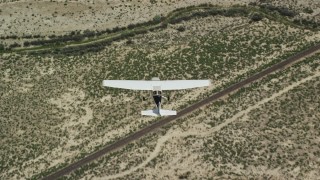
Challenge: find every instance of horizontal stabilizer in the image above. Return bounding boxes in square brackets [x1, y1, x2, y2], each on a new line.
[141, 109, 159, 116]
[160, 109, 177, 116]
[141, 109, 177, 116]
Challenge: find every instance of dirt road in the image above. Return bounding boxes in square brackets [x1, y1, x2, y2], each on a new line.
[43, 43, 320, 180]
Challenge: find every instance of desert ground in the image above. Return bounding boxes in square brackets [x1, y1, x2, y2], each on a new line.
[0, 0, 256, 37]
[0, 0, 319, 37]
[0, 0, 320, 179]
[84, 53, 319, 180]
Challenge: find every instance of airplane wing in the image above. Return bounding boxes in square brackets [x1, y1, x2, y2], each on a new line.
[159, 80, 210, 90]
[102, 80, 154, 90]
[102, 79, 210, 90]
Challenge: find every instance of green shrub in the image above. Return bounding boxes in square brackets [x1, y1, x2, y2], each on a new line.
[153, 15, 162, 23]
[250, 12, 263, 21]
[126, 39, 134, 45]
[176, 26, 186, 32]
[277, 7, 296, 17]
[259, 4, 296, 17]
[303, 7, 313, 14]
[150, 0, 157, 4]
[0, 43, 4, 50]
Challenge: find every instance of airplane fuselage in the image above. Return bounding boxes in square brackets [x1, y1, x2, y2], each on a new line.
[103, 77, 210, 116]
[152, 90, 162, 108]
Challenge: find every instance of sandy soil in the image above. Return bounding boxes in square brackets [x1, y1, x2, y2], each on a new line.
[98, 70, 320, 179]
[1, 0, 319, 37]
[1, 1, 320, 178]
[0, 0, 255, 37]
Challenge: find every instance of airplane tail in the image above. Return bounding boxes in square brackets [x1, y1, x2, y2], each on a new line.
[160, 109, 177, 116]
[141, 109, 177, 116]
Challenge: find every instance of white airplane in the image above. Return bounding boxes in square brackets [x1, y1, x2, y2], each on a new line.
[102, 77, 210, 116]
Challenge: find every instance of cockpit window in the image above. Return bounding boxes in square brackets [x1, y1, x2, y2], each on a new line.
[159, 91, 162, 95]
[153, 91, 157, 95]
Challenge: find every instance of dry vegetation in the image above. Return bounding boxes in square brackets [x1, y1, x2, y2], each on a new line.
[67, 52, 320, 180]
[0, 0, 254, 37]
[0, 0, 318, 38]
[0, 0, 320, 179]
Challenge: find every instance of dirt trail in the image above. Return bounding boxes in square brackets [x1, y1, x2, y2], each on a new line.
[44, 42, 320, 179]
[100, 71, 320, 179]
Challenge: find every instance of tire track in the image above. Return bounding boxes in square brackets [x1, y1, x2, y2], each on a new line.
[43, 43, 320, 180]
[100, 71, 320, 179]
